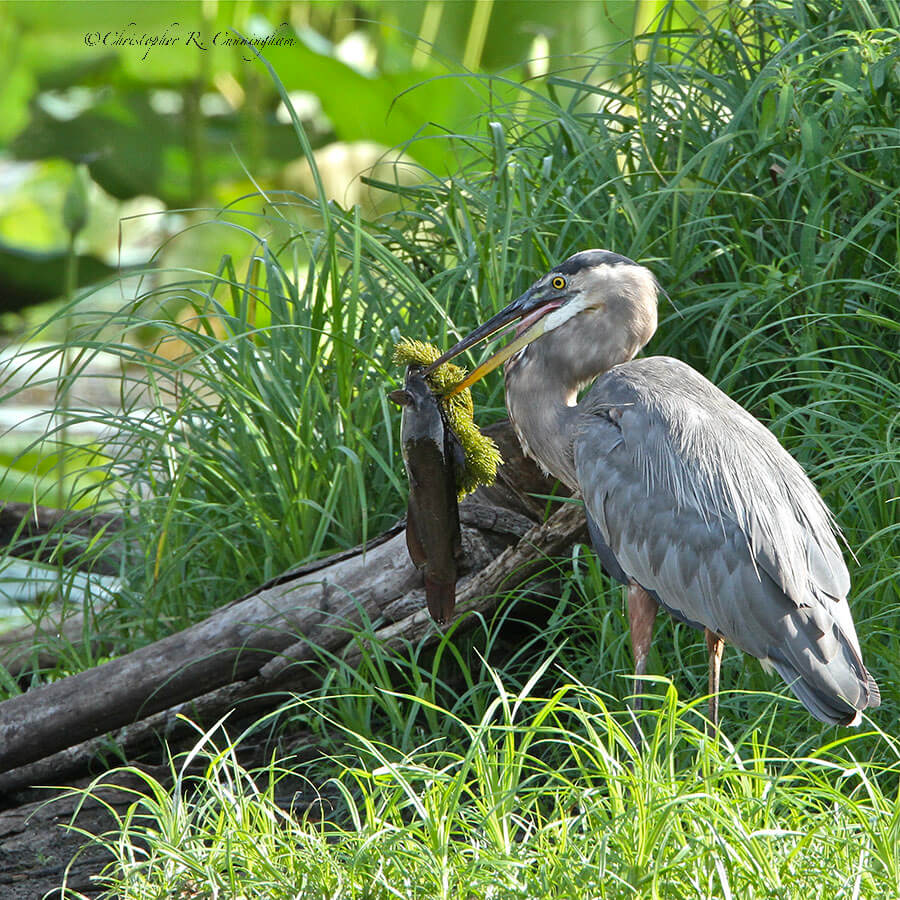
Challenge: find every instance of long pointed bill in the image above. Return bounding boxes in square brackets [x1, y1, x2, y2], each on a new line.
[424, 290, 561, 398]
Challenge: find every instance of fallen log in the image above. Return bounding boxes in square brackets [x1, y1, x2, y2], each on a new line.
[0, 501, 122, 574]
[0, 502, 124, 676]
[0, 422, 588, 779]
[0, 505, 585, 797]
[0, 526, 417, 773]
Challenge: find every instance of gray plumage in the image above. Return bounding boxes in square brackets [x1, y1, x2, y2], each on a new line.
[428, 249, 880, 727]
[572, 358, 877, 725]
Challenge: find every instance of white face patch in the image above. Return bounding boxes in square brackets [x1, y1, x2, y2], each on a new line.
[539, 261, 657, 335]
[541, 294, 591, 331]
[539, 263, 619, 331]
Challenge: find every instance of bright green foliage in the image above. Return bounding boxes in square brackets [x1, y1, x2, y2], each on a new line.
[392, 337, 502, 497]
[71, 676, 900, 900]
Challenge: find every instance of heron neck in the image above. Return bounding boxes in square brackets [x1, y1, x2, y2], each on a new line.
[505, 355, 584, 490]
[503, 306, 652, 489]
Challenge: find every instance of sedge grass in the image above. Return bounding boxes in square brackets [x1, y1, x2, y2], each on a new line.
[61, 675, 900, 900]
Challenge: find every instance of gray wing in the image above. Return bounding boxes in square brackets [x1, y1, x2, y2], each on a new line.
[585, 509, 629, 586]
[585, 509, 706, 631]
[575, 357, 879, 725]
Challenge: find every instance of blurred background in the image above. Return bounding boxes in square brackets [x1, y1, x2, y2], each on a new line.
[0, 0, 674, 330]
[0, 0, 703, 623]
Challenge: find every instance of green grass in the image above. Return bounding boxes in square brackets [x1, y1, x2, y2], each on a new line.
[64, 672, 899, 900]
[2, 0, 899, 895]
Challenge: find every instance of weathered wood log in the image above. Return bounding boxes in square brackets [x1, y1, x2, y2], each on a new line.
[0, 526, 418, 773]
[0, 422, 588, 778]
[0, 502, 122, 574]
[0, 768, 142, 899]
[0, 504, 586, 797]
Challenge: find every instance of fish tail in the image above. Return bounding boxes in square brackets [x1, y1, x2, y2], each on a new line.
[425, 578, 456, 625]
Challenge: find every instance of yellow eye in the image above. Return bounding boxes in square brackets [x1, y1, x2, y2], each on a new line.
[550, 275, 567, 290]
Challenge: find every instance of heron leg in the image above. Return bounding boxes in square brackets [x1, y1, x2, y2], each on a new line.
[705, 628, 724, 733]
[627, 583, 658, 722]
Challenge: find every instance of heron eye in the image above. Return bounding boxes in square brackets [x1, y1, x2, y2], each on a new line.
[550, 275, 566, 290]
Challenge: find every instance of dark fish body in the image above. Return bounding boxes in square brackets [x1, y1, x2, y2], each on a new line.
[389, 366, 463, 624]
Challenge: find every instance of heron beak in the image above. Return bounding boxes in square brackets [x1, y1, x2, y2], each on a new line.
[424, 289, 560, 398]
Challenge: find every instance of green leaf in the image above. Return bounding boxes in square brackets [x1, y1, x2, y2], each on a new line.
[776, 81, 794, 131]
[264, 38, 488, 173]
[0, 242, 124, 311]
[0, 61, 34, 146]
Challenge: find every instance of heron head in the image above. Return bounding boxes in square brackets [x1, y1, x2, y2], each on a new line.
[426, 250, 660, 397]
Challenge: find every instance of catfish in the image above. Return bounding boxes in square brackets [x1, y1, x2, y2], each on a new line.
[389, 364, 464, 624]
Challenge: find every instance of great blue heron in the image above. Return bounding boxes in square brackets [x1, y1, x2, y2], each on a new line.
[426, 249, 880, 728]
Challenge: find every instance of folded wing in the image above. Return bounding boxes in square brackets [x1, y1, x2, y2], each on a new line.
[574, 357, 879, 725]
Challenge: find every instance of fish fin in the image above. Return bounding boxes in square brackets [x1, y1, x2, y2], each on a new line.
[425, 577, 456, 625]
[404, 503, 427, 568]
[389, 389, 412, 406]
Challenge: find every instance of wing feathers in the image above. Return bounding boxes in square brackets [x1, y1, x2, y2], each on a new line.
[575, 357, 879, 723]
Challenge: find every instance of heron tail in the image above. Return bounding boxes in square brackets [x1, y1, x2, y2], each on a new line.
[767, 651, 880, 727]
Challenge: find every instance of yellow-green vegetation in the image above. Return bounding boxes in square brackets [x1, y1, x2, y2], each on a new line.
[74, 674, 900, 900]
[393, 337, 502, 498]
